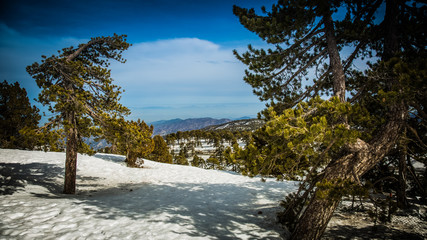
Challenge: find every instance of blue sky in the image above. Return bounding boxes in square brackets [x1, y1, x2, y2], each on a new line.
[0, 0, 277, 123]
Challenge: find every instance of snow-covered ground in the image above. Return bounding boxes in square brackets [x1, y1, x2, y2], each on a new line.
[0, 149, 298, 239]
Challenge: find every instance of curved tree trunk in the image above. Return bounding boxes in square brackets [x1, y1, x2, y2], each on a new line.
[291, 102, 407, 240]
[291, 1, 402, 238]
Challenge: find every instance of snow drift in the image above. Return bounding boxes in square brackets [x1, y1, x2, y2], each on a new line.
[0, 149, 297, 239]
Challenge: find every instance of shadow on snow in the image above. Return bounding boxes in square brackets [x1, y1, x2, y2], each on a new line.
[0, 161, 103, 196]
[2, 159, 422, 239]
[0, 162, 64, 195]
[0, 158, 288, 239]
[76, 182, 287, 239]
[93, 153, 126, 164]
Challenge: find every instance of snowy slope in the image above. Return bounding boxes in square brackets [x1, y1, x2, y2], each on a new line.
[0, 149, 297, 239]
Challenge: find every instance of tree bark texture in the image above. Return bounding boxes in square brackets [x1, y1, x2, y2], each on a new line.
[383, 0, 399, 60]
[291, 103, 407, 240]
[62, 39, 102, 194]
[63, 110, 78, 194]
[324, 13, 346, 103]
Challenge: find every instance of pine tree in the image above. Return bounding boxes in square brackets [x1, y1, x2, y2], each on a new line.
[206, 156, 220, 170]
[234, 1, 425, 239]
[0, 81, 41, 149]
[27, 34, 131, 194]
[191, 154, 204, 168]
[114, 118, 154, 167]
[146, 135, 173, 164]
[175, 149, 189, 165]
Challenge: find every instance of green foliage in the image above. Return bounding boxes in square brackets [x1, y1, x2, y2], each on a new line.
[223, 144, 241, 172]
[315, 178, 369, 201]
[233, 1, 349, 112]
[27, 34, 134, 193]
[165, 129, 251, 148]
[191, 155, 204, 168]
[206, 156, 221, 170]
[26, 35, 135, 156]
[164, 129, 253, 170]
[19, 127, 65, 152]
[234, 1, 426, 236]
[112, 118, 154, 167]
[235, 96, 372, 180]
[147, 135, 173, 164]
[0, 81, 41, 149]
[0, 81, 67, 152]
[28, 34, 130, 115]
[26, 34, 131, 151]
[175, 152, 189, 166]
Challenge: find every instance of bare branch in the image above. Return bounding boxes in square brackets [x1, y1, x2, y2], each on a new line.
[343, 40, 368, 71]
[271, 39, 326, 81]
[289, 69, 330, 108]
[66, 38, 105, 62]
[280, 48, 328, 89]
[407, 124, 427, 150]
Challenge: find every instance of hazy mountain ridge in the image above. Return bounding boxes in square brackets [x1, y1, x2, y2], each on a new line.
[151, 117, 231, 135]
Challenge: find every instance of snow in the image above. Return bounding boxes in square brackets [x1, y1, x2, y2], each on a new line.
[0, 149, 298, 239]
[217, 123, 230, 130]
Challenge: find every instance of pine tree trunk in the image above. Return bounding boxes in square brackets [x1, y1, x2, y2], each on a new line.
[324, 12, 346, 103]
[291, 102, 407, 240]
[291, 1, 402, 238]
[63, 111, 78, 194]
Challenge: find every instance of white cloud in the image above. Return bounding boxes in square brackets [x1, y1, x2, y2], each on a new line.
[0, 27, 265, 121]
[110, 38, 258, 104]
[112, 38, 243, 85]
[106, 38, 266, 121]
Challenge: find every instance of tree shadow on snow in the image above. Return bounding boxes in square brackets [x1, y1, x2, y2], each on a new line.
[0, 162, 64, 195]
[93, 153, 126, 164]
[74, 182, 288, 239]
[0, 162, 103, 196]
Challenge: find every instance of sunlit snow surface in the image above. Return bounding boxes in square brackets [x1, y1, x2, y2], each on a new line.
[0, 149, 297, 239]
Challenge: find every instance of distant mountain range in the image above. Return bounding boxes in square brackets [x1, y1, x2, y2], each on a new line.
[87, 117, 265, 149]
[151, 117, 231, 136]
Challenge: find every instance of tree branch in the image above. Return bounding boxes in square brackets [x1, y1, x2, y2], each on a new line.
[280, 48, 328, 89]
[66, 38, 105, 62]
[407, 124, 427, 150]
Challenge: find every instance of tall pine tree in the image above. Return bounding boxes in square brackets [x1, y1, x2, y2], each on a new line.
[27, 34, 131, 194]
[234, 0, 425, 239]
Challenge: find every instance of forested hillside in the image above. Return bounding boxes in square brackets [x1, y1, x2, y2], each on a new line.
[151, 118, 231, 135]
[203, 118, 265, 132]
